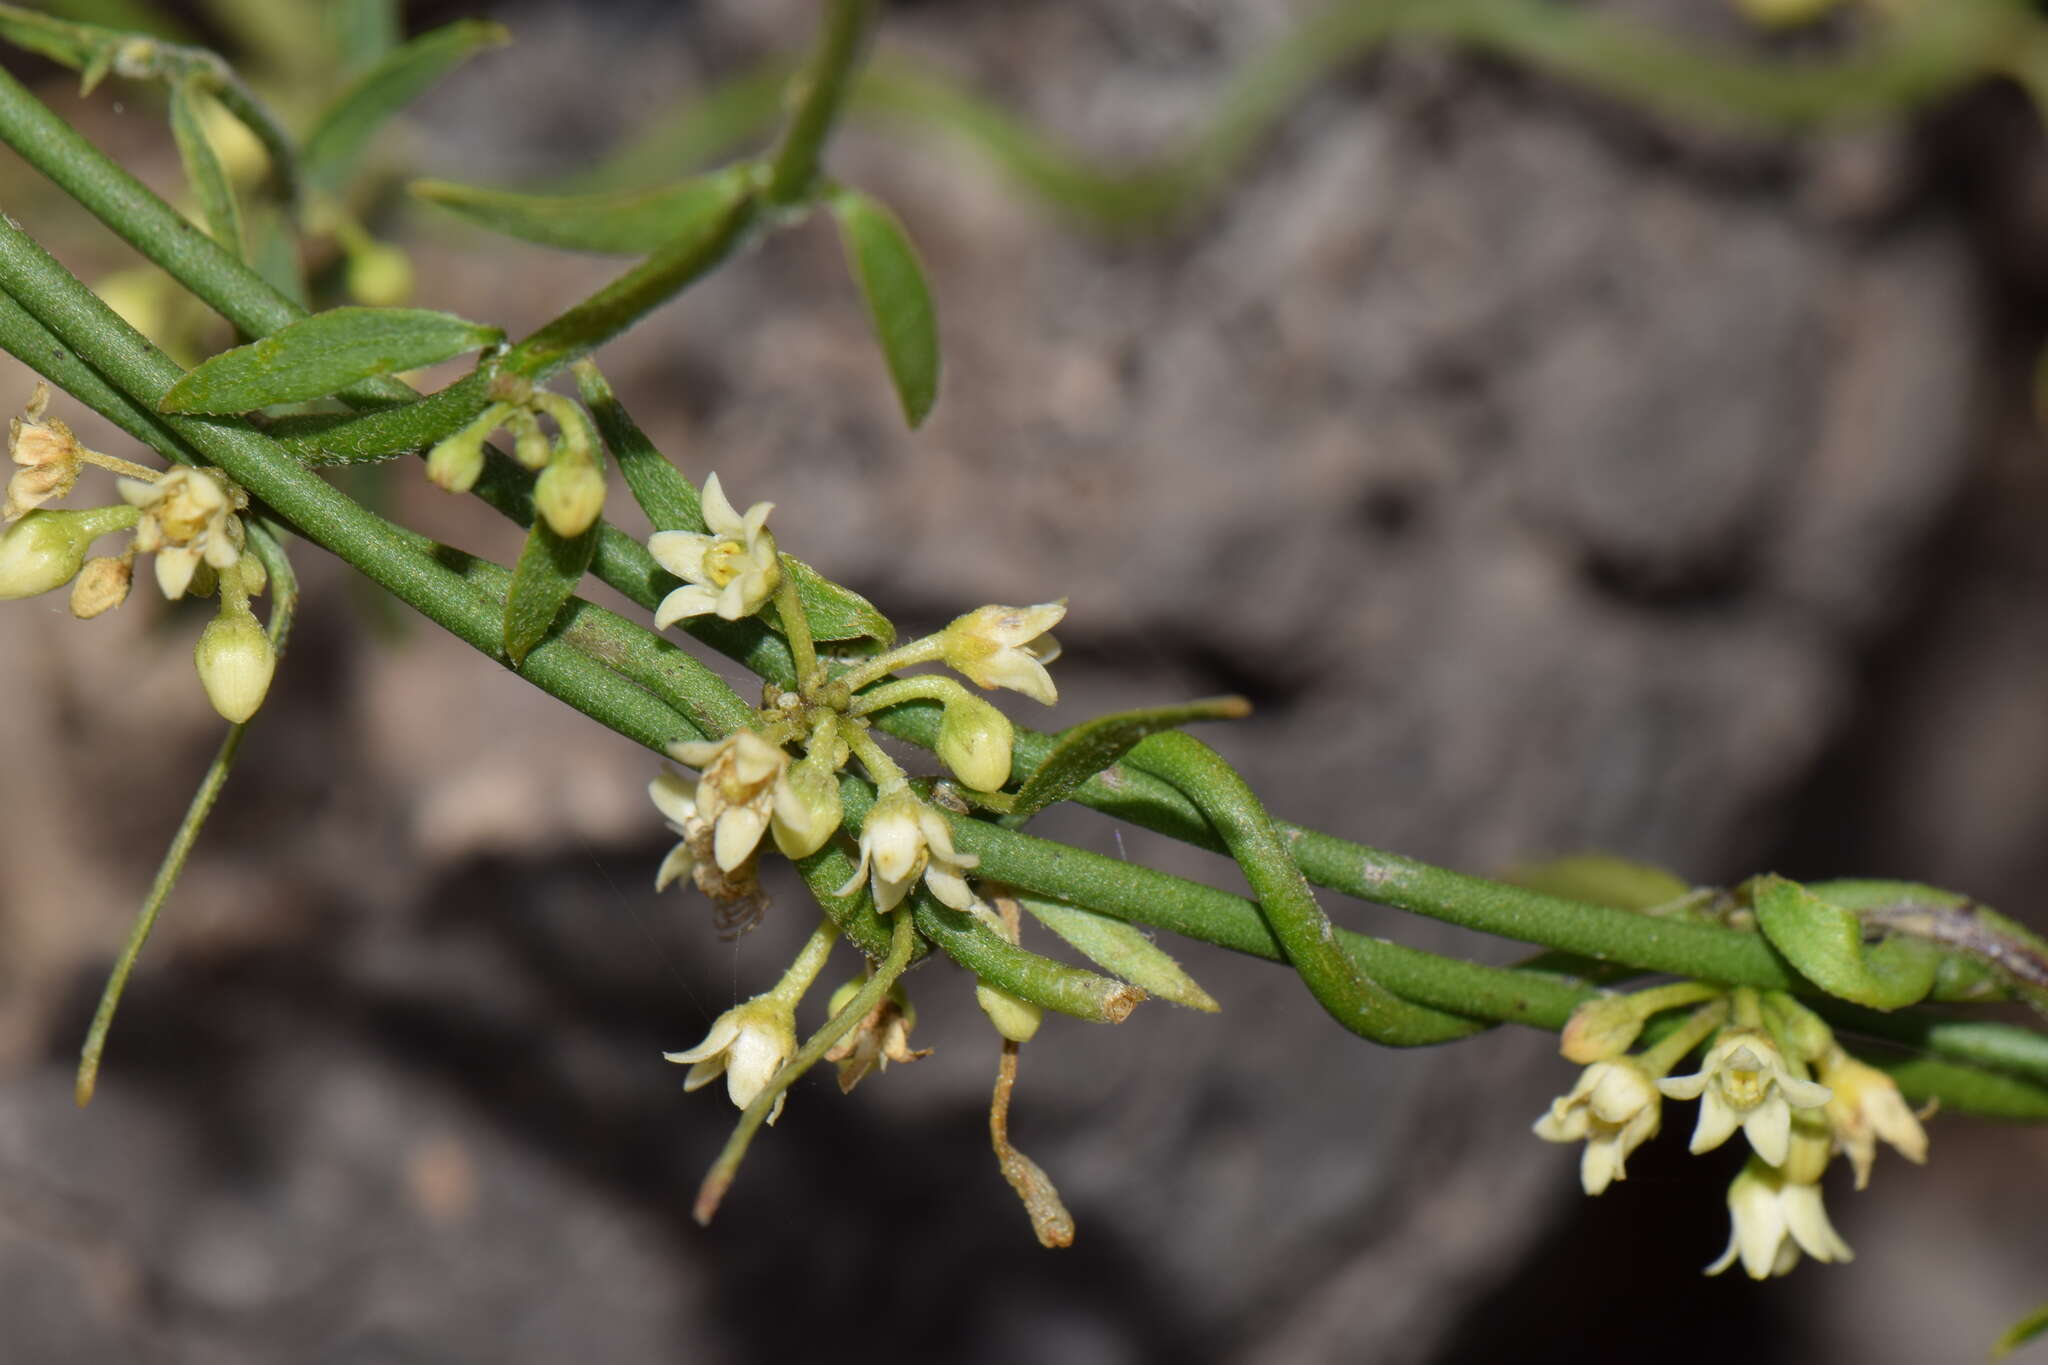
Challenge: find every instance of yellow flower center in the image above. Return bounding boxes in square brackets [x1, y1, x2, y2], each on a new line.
[703, 538, 745, 587]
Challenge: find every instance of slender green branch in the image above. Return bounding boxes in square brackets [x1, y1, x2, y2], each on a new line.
[1136, 731, 1475, 1046]
[762, 0, 876, 206]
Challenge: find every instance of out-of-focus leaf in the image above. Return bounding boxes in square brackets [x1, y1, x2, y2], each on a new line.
[326, 0, 399, 77]
[1994, 1300, 2048, 1360]
[1503, 853, 1694, 914]
[168, 76, 242, 258]
[302, 20, 510, 192]
[829, 187, 939, 427]
[160, 306, 501, 413]
[1020, 895, 1218, 1012]
[412, 166, 754, 256]
[503, 515, 598, 667]
[1011, 698, 1252, 819]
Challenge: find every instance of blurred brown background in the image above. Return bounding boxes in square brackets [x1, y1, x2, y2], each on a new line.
[2, 1, 2047, 1361]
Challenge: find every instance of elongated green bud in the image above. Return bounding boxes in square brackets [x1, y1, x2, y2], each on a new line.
[0, 505, 137, 600]
[937, 691, 1015, 792]
[425, 402, 509, 494]
[194, 606, 275, 723]
[535, 457, 606, 537]
[507, 407, 551, 471]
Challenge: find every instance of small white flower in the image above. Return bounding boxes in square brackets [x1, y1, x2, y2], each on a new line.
[5, 385, 80, 521]
[1706, 1158, 1854, 1280]
[1532, 1057, 1662, 1196]
[940, 602, 1066, 706]
[119, 467, 244, 599]
[647, 473, 780, 626]
[1658, 1026, 1832, 1167]
[1817, 1045, 1928, 1189]
[834, 786, 980, 913]
[667, 730, 790, 873]
[664, 997, 797, 1124]
[649, 770, 706, 892]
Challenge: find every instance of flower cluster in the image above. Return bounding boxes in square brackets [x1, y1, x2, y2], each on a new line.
[0, 389, 276, 724]
[1533, 986, 1929, 1279]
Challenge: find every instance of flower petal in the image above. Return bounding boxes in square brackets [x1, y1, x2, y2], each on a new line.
[654, 583, 721, 629]
[154, 544, 201, 600]
[648, 771, 697, 827]
[655, 840, 695, 892]
[648, 530, 713, 583]
[1688, 1091, 1744, 1155]
[712, 805, 769, 872]
[700, 473, 743, 538]
[1742, 1096, 1793, 1168]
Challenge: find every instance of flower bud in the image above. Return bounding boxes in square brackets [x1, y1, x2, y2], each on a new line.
[1560, 996, 1645, 1064]
[425, 423, 488, 494]
[507, 408, 551, 471]
[937, 691, 1015, 792]
[535, 457, 606, 537]
[771, 752, 844, 859]
[194, 607, 275, 723]
[976, 982, 1043, 1043]
[69, 554, 132, 618]
[346, 241, 413, 308]
[0, 505, 135, 599]
[236, 551, 267, 599]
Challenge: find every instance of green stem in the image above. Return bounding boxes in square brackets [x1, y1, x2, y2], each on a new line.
[835, 633, 947, 693]
[764, 918, 840, 1006]
[774, 562, 820, 691]
[695, 904, 913, 1225]
[1120, 732, 1482, 1046]
[839, 719, 908, 791]
[846, 673, 962, 717]
[1636, 999, 1729, 1078]
[762, 0, 876, 206]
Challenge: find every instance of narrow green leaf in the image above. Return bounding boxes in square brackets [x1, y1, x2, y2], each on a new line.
[576, 360, 894, 649]
[168, 76, 242, 259]
[1020, 894, 1219, 1012]
[503, 516, 599, 667]
[829, 187, 939, 427]
[1994, 1300, 2048, 1360]
[302, 19, 510, 193]
[160, 307, 502, 413]
[1010, 697, 1251, 820]
[1749, 874, 1940, 1011]
[1502, 854, 1694, 914]
[576, 358, 698, 526]
[411, 166, 754, 256]
[773, 553, 893, 649]
[326, 0, 400, 77]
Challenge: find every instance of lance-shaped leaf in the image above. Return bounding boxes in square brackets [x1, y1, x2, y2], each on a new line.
[168, 76, 242, 258]
[411, 166, 754, 256]
[770, 554, 893, 649]
[1009, 697, 1252, 820]
[503, 515, 599, 668]
[1750, 874, 1940, 1010]
[1020, 894, 1218, 1012]
[303, 20, 510, 193]
[576, 360, 893, 649]
[830, 187, 939, 428]
[160, 307, 502, 414]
